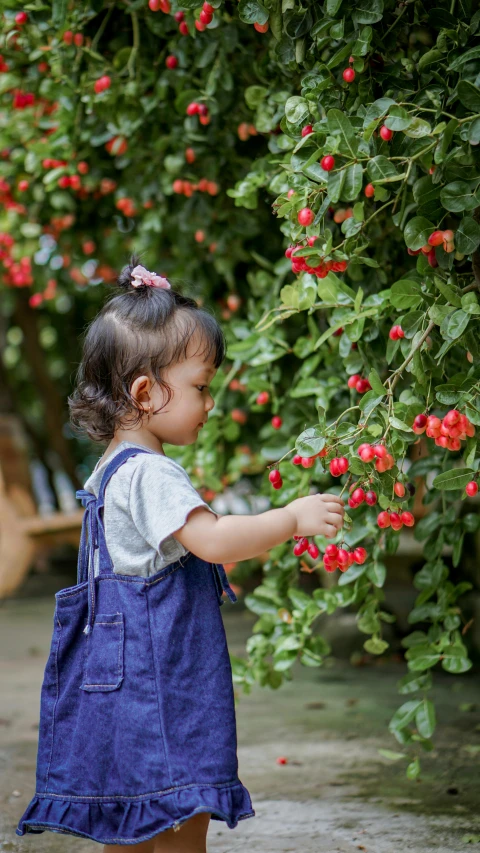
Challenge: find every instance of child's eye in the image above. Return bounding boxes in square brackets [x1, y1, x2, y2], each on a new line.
[197, 385, 208, 392]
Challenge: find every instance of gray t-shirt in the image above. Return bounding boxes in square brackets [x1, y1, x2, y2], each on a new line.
[83, 441, 218, 578]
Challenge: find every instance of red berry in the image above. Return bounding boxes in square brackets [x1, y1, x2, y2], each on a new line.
[428, 230, 444, 247]
[301, 125, 313, 137]
[15, 11, 28, 24]
[63, 30, 73, 44]
[307, 542, 320, 559]
[186, 102, 200, 116]
[358, 444, 375, 463]
[325, 544, 338, 559]
[379, 125, 393, 141]
[256, 391, 270, 405]
[348, 374, 361, 389]
[329, 458, 341, 477]
[320, 155, 335, 172]
[364, 183, 375, 198]
[389, 512, 402, 531]
[466, 481, 478, 497]
[443, 409, 461, 428]
[298, 207, 315, 226]
[73, 33, 84, 46]
[276, 756, 288, 765]
[254, 21, 269, 32]
[377, 511, 390, 529]
[268, 469, 281, 485]
[323, 558, 338, 573]
[293, 537, 309, 556]
[394, 482, 405, 498]
[348, 497, 359, 509]
[427, 248, 438, 268]
[337, 457, 349, 475]
[18, 179, 29, 192]
[342, 67, 355, 83]
[199, 9, 213, 24]
[292, 454, 302, 465]
[203, 1, 214, 10]
[271, 416, 282, 430]
[174, 10, 185, 20]
[351, 487, 365, 504]
[165, 55, 178, 69]
[353, 547, 367, 564]
[301, 456, 315, 468]
[413, 413, 428, 434]
[365, 490, 377, 506]
[355, 378, 371, 394]
[179, 21, 189, 35]
[337, 548, 349, 567]
[401, 511, 415, 527]
[373, 445, 387, 459]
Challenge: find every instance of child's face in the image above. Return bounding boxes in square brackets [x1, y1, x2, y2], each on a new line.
[128, 329, 218, 448]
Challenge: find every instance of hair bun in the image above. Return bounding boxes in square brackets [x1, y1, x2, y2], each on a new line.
[116, 252, 143, 291]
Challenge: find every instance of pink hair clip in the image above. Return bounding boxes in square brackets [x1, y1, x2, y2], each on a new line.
[130, 264, 171, 289]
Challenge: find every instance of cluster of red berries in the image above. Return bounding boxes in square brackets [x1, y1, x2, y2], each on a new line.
[292, 450, 326, 468]
[357, 443, 395, 473]
[186, 101, 210, 124]
[237, 122, 258, 140]
[195, 2, 215, 31]
[413, 409, 475, 452]
[62, 31, 85, 47]
[347, 374, 372, 394]
[57, 174, 82, 190]
[286, 239, 347, 279]
[13, 91, 35, 109]
[322, 544, 367, 573]
[42, 158, 68, 169]
[329, 456, 349, 477]
[3, 255, 33, 289]
[377, 510, 414, 530]
[115, 197, 137, 217]
[292, 535, 320, 559]
[389, 325, 404, 340]
[407, 230, 455, 269]
[347, 485, 378, 509]
[333, 207, 353, 224]
[0, 178, 26, 217]
[172, 178, 219, 197]
[94, 75, 111, 94]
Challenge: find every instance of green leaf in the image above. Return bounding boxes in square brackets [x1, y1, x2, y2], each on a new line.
[296, 425, 326, 456]
[352, 0, 384, 25]
[404, 118, 431, 138]
[389, 700, 421, 733]
[326, 109, 358, 157]
[456, 216, 480, 255]
[341, 163, 363, 201]
[366, 562, 387, 587]
[364, 636, 389, 654]
[449, 46, 480, 70]
[444, 309, 470, 340]
[389, 416, 413, 432]
[457, 80, 480, 112]
[366, 156, 399, 182]
[432, 468, 475, 491]
[384, 105, 412, 131]
[378, 749, 407, 761]
[442, 655, 472, 674]
[418, 48, 442, 72]
[397, 671, 433, 695]
[390, 280, 423, 309]
[285, 96, 309, 125]
[238, 0, 269, 24]
[404, 217, 434, 251]
[433, 275, 462, 307]
[415, 699, 436, 738]
[368, 368, 385, 396]
[52, 0, 67, 26]
[406, 757, 421, 780]
[440, 182, 479, 213]
[328, 169, 346, 203]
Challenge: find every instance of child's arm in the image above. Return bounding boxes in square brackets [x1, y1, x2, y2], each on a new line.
[173, 493, 345, 564]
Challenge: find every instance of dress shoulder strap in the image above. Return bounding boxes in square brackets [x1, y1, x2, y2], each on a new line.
[75, 446, 153, 635]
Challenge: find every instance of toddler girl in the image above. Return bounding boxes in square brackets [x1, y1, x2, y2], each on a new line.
[16, 254, 345, 852]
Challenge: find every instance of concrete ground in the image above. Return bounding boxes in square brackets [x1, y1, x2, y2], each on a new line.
[1, 577, 480, 853]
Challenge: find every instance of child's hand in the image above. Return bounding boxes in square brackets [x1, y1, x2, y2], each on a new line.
[284, 493, 345, 539]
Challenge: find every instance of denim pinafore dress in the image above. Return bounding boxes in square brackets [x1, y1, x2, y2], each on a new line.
[16, 446, 255, 844]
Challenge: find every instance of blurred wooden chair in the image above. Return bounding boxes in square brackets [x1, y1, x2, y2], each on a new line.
[0, 414, 84, 598]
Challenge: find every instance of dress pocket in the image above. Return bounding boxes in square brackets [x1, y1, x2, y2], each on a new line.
[80, 612, 124, 692]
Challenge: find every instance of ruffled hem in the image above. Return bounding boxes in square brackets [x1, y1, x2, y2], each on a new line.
[16, 780, 255, 844]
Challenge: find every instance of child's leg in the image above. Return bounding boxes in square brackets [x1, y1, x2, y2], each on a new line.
[103, 813, 211, 853]
[154, 812, 211, 853]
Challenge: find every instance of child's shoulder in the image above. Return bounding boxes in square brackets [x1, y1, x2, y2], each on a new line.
[86, 442, 190, 494]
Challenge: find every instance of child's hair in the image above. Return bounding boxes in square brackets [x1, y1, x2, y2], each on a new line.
[68, 252, 226, 443]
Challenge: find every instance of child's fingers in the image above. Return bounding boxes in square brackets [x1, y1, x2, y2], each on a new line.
[318, 493, 345, 506]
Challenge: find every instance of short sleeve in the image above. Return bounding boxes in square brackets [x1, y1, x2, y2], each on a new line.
[128, 455, 217, 559]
